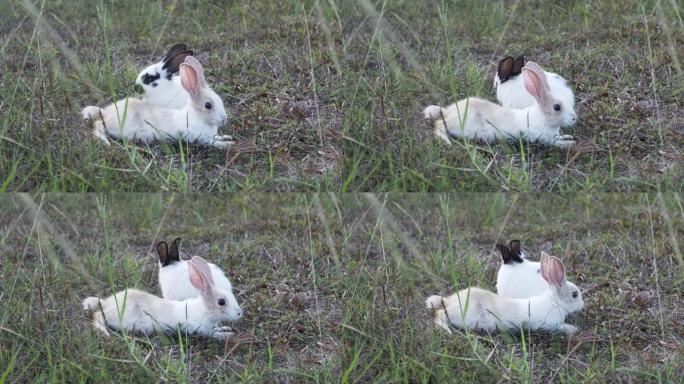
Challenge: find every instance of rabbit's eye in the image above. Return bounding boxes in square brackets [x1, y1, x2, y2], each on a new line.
[572, 291, 578, 298]
[553, 104, 561, 112]
[218, 298, 226, 306]
[205, 102, 212, 110]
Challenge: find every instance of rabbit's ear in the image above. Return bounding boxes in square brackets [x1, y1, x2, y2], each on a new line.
[188, 261, 211, 295]
[540, 251, 552, 282]
[498, 241, 523, 264]
[540, 253, 566, 288]
[169, 238, 181, 262]
[547, 257, 567, 287]
[512, 56, 525, 76]
[180, 63, 201, 98]
[190, 256, 215, 285]
[157, 241, 170, 266]
[522, 64, 549, 103]
[496, 244, 512, 263]
[183, 56, 206, 87]
[163, 43, 188, 62]
[497, 56, 515, 82]
[509, 240, 523, 259]
[163, 48, 193, 74]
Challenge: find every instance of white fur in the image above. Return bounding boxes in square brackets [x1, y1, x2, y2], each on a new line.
[496, 255, 547, 299]
[426, 252, 584, 335]
[495, 69, 576, 122]
[495, 242, 578, 299]
[160, 260, 233, 301]
[81, 56, 233, 149]
[424, 62, 577, 148]
[82, 257, 242, 339]
[137, 69, 188, 109]
[135, 44, 192, 109]
[156, 238, 234, 301]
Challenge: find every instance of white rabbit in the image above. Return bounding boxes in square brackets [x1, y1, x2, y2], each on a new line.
[81, 56, 234, 149]
[495, 240, 579, 299]
[426, 252, 584, 335]
[494, 56, 577, 123]
[495, 240, 546, 299]
[423, 61, 577, 148]
[157, 238, 234, 301]
[82, 256, 242, 339]
[135, 43, 193, 109]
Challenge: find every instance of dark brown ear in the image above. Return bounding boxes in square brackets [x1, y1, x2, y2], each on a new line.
[162, 49, 194, 75]
[511, 55, 525, 76]
[496, 244, 513, 264]
[156, 241, 170, 266]
[498, 241, 524, 264]
[169, 237, 181, 262]
[163, 43, 188, 62]
[497, 56, 515, 82]
[509, 240, 522, 258]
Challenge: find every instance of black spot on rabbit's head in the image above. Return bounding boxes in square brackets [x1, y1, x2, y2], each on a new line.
[142, 72, 160, 86]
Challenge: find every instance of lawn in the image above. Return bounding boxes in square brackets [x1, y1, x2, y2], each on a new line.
[337, 193, 683, 382]
[340, 0, 683, 191]
[1, 193, 682, 382]
[2, 1, 681, 192]
[0, 193, 344, 382]
[1, 1, 341, 191]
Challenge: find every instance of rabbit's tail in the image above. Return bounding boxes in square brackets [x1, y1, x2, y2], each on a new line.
[81, 106, 102, 120]
[82, 296, 101, 311]
[422, 105, 444, 120]
[425, 295, 446, 309]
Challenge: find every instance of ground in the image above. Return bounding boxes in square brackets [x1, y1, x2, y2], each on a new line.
[3, 1, 681, 193]
[1, 194, 683, 382]
[0, 194, 343, 382]
[1, 1, 341, 191]
[337, 194, 683, 382]
[1, 0, 684, 382]
[340, 0, 683, 191]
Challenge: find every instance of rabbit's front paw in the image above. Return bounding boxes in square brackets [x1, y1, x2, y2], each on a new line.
[558, 323, 579, 335]
[212, 135, 235, 149]
[213, 329, 235, 340]
[554, 137, 576, 149]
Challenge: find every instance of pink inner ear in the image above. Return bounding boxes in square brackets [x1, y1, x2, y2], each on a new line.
[191, 257, 214, 285]
[540, 255, 551, 283]
[548, 258, 566, 287]
[188, 263, 208, 293]
[523, 69, 544, 100]
[180, 64, 199, 97]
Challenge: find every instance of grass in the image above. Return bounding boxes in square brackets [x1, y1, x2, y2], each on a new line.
[0, 193, 344, 382]
[2, 193, 683, 382]
[337, 193, 683, 382]
[0, 1, 341, 191]
[340, 0, 684, 191]
[1, 1, 682, 191]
